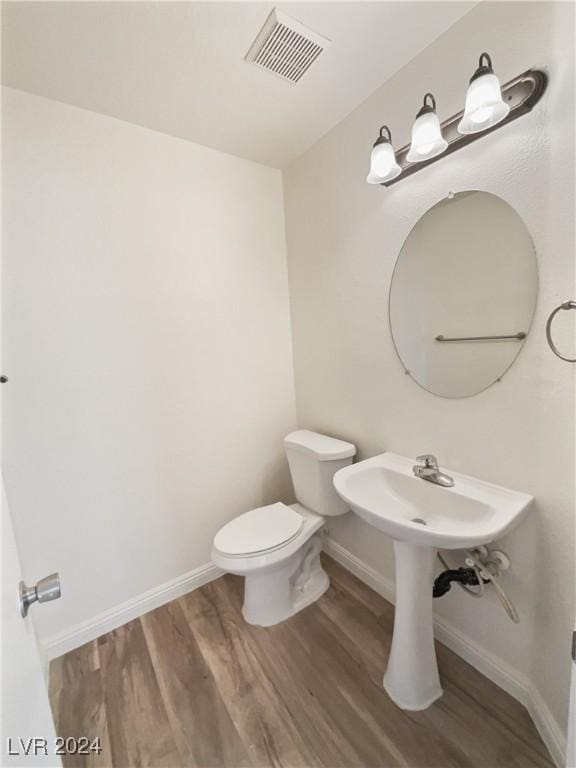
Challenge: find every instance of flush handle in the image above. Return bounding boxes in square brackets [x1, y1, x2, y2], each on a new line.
[19, 573, 61, 618]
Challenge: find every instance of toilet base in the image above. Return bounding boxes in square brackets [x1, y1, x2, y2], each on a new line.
[243, 566, 328, 627]
[291, 564, 330, 615]
[242, 535, 328, 627]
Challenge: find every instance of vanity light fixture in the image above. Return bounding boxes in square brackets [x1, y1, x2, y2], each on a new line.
[458, 53, 510, 134]
[406, 93, 448, 162]
[367, 55, 547, 187]
[367, 125, 401, 184]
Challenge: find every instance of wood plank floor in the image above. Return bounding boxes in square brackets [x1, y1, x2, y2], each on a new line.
[49, 555, 554, 768]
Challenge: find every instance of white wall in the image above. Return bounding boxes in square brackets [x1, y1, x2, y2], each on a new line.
[2, 87, 297, 641]
[284, 0, 574, 749]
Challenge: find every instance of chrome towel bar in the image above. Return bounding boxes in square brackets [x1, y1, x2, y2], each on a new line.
[435, 332, 526, 343]
[545, 300, 576, 362]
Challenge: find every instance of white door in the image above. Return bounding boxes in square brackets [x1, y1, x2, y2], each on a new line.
[1, 480, 61, 766]
[568, 625, 575, 768]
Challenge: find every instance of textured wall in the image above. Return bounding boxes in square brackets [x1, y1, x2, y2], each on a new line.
[284, 0, 574, 741]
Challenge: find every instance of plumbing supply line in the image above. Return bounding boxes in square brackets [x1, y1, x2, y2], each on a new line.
[436, 549, 520, 623]
[465, 550, 520, 623]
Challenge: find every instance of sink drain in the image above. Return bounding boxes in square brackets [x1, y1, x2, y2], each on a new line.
[411, 517, 427, 525]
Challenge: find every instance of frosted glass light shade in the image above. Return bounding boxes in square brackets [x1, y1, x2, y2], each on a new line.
[406, 111, 448, 163]
[458, 73, 510, 134]
[367, 140, 401, 184]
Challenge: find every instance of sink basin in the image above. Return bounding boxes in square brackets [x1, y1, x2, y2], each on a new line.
[333, 453, 532, 549]
[333, 452, 533, 712]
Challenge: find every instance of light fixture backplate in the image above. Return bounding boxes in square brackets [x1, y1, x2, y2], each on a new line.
[380, 68, 547, 187]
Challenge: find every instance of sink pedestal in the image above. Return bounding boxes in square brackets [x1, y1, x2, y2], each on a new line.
[333, 452, 533, 711]
[383, 541, 442, 710]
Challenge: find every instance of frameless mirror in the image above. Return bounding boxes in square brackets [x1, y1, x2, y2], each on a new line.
[389, 191, 537, 398]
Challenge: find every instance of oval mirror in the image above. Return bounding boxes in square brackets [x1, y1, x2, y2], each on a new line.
[389, 191, 537, 398]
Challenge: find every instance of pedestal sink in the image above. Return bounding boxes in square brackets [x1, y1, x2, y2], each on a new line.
[333, 453, 532, 711]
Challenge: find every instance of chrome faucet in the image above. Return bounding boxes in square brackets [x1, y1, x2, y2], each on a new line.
[413, 454, 454, 488]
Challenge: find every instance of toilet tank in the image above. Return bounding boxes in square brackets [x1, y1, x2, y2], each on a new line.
[284, 430, 356, 517]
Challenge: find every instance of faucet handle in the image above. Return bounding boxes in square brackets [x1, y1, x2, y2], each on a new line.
[416, 454, 438, 468]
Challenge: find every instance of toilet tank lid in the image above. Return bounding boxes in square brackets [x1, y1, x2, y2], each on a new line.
[284, 430, 356, 461]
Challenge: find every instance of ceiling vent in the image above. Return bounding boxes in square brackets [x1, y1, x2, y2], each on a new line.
[245, 9, 331, 84]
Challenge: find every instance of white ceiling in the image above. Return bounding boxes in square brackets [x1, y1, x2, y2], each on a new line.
[1, 1, 477, 168]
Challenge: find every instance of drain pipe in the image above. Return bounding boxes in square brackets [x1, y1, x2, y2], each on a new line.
[437, 551, 485, 598]
[433, 567, 487, 598]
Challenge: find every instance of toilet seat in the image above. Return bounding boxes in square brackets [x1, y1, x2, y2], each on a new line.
[213, 502, 304, 557]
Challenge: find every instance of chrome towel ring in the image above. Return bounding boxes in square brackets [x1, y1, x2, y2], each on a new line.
[545, 300, 576, 362]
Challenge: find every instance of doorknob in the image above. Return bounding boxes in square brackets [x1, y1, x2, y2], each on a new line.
[19, 573, 61, 618]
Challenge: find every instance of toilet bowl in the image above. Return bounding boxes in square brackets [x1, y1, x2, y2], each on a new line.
[211, 430, 356, 626]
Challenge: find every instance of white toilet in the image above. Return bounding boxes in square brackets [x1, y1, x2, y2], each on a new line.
[211, 430, 356, 626]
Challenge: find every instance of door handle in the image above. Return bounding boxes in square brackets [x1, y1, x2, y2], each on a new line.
[19, 573, 61, 618]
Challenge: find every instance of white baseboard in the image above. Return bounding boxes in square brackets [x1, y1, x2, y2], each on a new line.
[42, 562, 222, 661]
[323, 537, 566, 768]
[527, 685, 569, 768]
